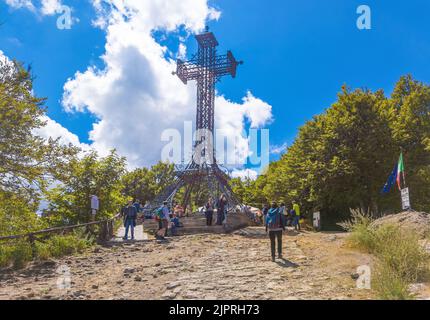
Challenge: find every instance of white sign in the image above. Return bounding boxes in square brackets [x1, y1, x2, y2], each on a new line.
[401, 188, 410, 210]
[91, 195, 99, 210]
[313, 211, 321, 229]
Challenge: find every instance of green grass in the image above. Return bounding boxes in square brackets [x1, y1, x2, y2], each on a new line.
[0, 240, 33, 269]
[341, 210, 430, 300]
[0, 231, 94, 269]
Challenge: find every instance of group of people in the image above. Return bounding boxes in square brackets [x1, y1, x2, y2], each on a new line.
[121, 199, 184, 241]
[263, 201, 302, 262]
[262, 201, 301, 231]
[121, 197, 303, 263]
[154, 201, 183, 240]
[121, 195, 231, 241]
[204, 194, 228, 226]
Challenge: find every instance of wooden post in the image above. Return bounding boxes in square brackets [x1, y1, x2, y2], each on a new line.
[108, 220, 114, 240]
[28, 233, 36, 258]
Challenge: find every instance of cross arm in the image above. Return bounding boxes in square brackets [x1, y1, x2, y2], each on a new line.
[173, 51, 243, 84]
[174, 59, 200, 85]
[213, 51, 243, 79]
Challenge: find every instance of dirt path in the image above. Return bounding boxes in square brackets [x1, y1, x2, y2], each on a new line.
[0, 228, 376, 300]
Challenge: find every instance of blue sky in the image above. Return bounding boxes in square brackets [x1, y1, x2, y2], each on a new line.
[1, 0, 429, 174]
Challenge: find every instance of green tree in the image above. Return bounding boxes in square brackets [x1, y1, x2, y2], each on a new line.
[0, 57, 78, 237]
[44, 150, 127, 225]
[388, 75, 430, 211]
[121, 161, 175, 204]
[245, 79, 429, 221]
[0, 58, 78, 203]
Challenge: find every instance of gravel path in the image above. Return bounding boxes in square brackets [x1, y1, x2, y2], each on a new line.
[0, 228, 376, 300]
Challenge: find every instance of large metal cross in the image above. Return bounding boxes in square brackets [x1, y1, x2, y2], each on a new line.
[174, 28, 242, 164]
[145, 29, 247, 216]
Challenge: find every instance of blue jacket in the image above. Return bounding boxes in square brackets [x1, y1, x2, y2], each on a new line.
[123, 205, 137, 221]
[266, 207, 285, 231]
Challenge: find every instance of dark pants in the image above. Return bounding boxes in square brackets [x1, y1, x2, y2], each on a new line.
[216, 209, 225, 225]
[293, 216, 301, 231]
[124, 219, 135, 239]
[269, 230, 283, 258]
[205, 211, 213, 226]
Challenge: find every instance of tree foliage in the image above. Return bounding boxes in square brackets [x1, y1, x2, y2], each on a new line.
[238, 76, 430, 219]
[0, 57, 78, 236]
[43, 150, 127, 225]
[121, 162, 175, 204]
[0, 58, 78, 202]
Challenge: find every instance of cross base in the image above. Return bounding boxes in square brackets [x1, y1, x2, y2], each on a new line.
[145, 161, 245, 215]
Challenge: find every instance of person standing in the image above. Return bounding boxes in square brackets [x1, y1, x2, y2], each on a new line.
[292, 201, 301, 232]
[216, 194, 227, 225]
[159, 201, 170, 239]
[205, 197, 215, 226]
[266, 202, 285, 262]
[122, 200, 137, 240]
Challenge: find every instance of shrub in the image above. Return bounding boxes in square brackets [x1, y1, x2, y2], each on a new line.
[34, 241, 52, 260]
[1, 233, 93, 268]
[373, 263, 412, 300]
[373, 224, 428, 283]
[339, 209, 376, 252]
[0, 245, 13, 268]
[36, 234, 91, 260]
[342, 210, 430, 299]
[0, 241, 33, 269]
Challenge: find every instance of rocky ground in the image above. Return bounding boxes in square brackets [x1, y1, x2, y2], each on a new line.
[371, 211, 430, 239]
[0, 227, 380, 300]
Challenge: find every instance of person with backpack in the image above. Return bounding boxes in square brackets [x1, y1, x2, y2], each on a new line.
[122, 199, 138, 240]
[266, 202, 286, 262]
[155, 201, 170, 240]
[205, 197, 215, 226]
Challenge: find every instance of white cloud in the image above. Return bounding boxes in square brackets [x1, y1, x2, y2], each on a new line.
[62, 0, 273, 169]
[0, 50, 90, 152]
[33, 116, 91, 151]
[4, 0, 67, 16]
[40, 0, 62, 15]
[270, 142, 288, 155]
[4, 1, 273, 169]
[231, 169, 258, 181]
[5, 0, 35, 11]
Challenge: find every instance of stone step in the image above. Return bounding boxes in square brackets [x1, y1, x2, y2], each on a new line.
[139, 212, 254, 235]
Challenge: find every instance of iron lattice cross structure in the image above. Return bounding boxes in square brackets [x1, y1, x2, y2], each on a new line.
[147, 29, 246, 213]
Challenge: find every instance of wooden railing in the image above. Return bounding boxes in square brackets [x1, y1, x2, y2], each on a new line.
[0, 213, 122, 255]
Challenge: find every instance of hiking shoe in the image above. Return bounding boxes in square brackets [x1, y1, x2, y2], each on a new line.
[278, 255, 283, 260]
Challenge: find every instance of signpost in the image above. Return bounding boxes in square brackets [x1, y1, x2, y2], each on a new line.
[401, 188, 411, 210]
[90, 195, 99, 220]
[313, 211, 321, 231]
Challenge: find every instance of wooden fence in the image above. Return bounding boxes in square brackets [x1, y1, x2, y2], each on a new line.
[0, 213, 121, 255]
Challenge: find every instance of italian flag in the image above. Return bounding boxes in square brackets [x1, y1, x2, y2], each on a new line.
[396, 152, 405, 190]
